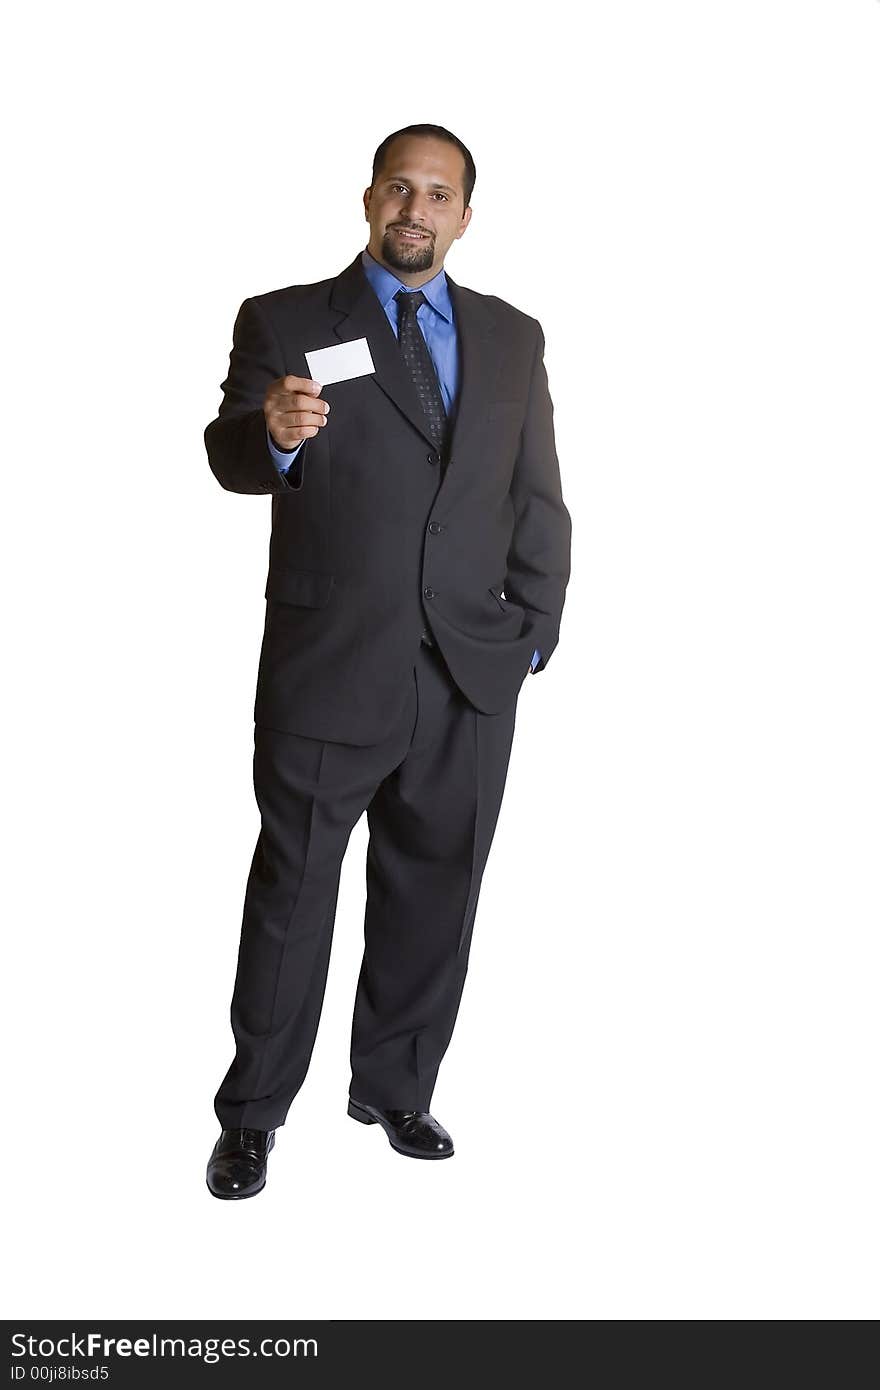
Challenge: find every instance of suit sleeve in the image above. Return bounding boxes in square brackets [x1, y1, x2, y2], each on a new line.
[204, 296, 309, 494]
[505, 322, 572, 672]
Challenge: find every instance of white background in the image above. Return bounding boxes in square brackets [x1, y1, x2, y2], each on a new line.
[4, 0, 878, 1321]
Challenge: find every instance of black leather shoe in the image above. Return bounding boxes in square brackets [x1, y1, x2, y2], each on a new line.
[347, 1098, 454, 1159]
[206, 1128, 275, 1199]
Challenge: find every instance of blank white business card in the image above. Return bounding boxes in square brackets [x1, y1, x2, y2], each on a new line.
[305, 337, 375, 386]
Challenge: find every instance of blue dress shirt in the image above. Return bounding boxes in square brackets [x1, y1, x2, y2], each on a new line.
[266, 247, 540, 672]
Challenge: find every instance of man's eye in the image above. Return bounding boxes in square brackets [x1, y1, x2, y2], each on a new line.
[391, 184, 447, 201]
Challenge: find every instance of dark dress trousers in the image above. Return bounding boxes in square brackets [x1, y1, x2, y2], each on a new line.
[204, 252, 572, 1129]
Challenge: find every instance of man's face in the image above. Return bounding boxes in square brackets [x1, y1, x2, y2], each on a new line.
[364, 136, 472, 282]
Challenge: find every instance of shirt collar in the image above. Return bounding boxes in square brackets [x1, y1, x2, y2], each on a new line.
[361, 246, 453, 324]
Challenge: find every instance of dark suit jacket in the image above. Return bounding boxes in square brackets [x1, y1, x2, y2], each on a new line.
[204, 252, 572, 745]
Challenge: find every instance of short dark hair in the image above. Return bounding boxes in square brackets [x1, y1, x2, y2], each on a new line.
[371, 124, 476, 209]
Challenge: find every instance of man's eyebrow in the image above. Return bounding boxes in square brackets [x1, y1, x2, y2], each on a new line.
[383, 175, 457, 194]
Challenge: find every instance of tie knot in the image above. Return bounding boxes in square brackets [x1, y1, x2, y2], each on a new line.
[395, 288, 426, 315]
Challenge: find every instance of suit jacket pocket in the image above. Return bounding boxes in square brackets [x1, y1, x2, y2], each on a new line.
[265, 567, 335, 607]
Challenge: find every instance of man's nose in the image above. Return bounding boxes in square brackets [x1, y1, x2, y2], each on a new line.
[402, 198, 431, 227]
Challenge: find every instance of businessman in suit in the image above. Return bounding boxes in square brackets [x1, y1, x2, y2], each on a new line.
[203, 123, 571, 1198]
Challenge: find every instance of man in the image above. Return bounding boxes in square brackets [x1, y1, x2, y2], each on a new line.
[203, 123, 571, 1198]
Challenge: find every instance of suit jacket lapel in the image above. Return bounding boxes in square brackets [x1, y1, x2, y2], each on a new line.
[444, 271, 501, 458]
[328, 253, 500, 458]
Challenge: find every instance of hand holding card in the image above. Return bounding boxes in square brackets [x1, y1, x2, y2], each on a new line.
[262, 340, 374, 452]
[264, 375, 330, 450]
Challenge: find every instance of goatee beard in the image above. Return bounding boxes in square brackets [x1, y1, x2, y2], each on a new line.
[382, 231, 435, 273]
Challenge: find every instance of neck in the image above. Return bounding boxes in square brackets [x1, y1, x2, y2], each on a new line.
[366, 245, 443, 288]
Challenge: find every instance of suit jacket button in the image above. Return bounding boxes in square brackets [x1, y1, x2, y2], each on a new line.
[423, 587, 436, 599]
[428, 521, 442, 534]
[427, 452, 439, 465]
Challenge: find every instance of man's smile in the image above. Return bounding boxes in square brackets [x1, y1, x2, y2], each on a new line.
[391, 226, 431, 241]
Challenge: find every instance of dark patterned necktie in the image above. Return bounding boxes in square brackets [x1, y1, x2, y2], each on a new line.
[393, 288, 449, 453]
